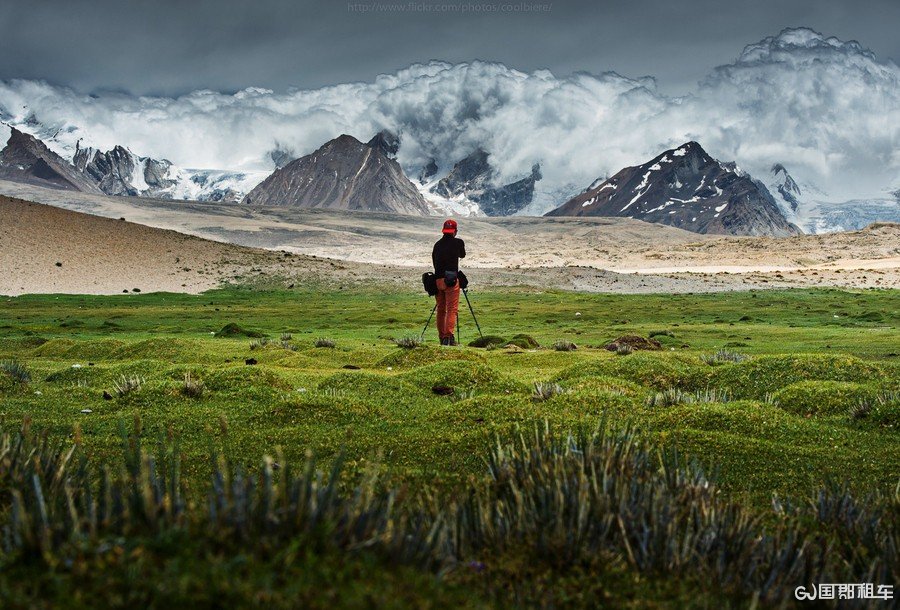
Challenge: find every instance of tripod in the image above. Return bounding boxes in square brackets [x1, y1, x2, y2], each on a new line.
[419, 288, 483, 343]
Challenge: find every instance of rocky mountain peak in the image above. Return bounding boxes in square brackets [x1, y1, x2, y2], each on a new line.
[430, 149, 540, 216]
[770, 163, 802, 212]
[0, 127, 101, 193]
[546, 141, 800, 237]
[366, 130, 400, 158]
[242, 132, 430, 215]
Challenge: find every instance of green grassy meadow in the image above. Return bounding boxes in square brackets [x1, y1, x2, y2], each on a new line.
[1, 285, 898, 607]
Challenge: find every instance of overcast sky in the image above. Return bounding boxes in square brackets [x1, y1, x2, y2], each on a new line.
[2, 0, 898, 95]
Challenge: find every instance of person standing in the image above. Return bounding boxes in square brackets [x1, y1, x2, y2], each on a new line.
[432, 219, 466, 346]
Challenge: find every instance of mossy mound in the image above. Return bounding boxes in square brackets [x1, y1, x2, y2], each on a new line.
[428, 394, 545, 426]
[318, 371, 419, 400]
[204, 366, 293, 393]
[706, 354, 883, 400]
[45, 359, 169, 387]
[540, 389, 638, 420]
[560, 375, 649, 399]
[399, 361, 526, 395]
[0, 336, 48, 353]
[774, 381, 883, 417]
[468, 335, 507, 348]
[649, 401, 799, 439]
[31, 338, 78, 357]
[554, 353, 701, 390]
[214, 323, 266, 338]
[856, 400, 900, 431]
[376, 346, 484, 369]
[56, 339, 127, 360]
[267, 352, 322, 369]
[878, 362, 900, 390]
[604, 335, 662, 352]
[852, 310, 884, 322]
[113, 339, 215, 363]
[505, 334, 540, 349]
[0, 374, 24, 394]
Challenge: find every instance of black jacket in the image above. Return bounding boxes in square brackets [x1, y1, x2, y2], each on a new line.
[432, 234, 466, 276]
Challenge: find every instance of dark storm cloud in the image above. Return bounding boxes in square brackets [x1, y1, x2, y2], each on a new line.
[1, 0, 898, 95]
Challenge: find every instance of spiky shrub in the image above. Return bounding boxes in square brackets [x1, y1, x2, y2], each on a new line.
[450, 389, 477, 402]
[113, 374, 143, 397]
[646, 388, 693, 407]
[393, 336, 423, 349]
[532, 382, 565, 402]
[249, 337, 271, 350]
[701, 350, 750, 365]
[648, 329, 675, 338]
[0, 360, 31, 384]
[279, 341, 298, 351]
[450, 425, 898, 605]
[280, 333, 293, 342]
[552, 340, 577, 352]
[615, 344, 633, 356]
[314, 338, 336, 348]
[646, 387, 731, 407]
[850, 390, 900, 427]
[0, 420, 441, 568]
[761, 392, 779, 405]
[0, 421, 897, 606]
[180, 373, 205, 399]
[851, 398, 873, 420]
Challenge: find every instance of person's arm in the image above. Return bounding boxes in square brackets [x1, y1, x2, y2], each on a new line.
[458, 239, 466, 259]
[432, 243, 439, 272]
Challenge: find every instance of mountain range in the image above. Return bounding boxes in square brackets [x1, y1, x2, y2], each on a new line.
[1, 25, 898, 234]
[1, 26, 897, 233]
[0, 124, 805, 236]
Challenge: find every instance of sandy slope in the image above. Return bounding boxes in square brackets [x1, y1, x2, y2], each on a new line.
[1, 180, 898, 295]
[0, 196, 350, 296]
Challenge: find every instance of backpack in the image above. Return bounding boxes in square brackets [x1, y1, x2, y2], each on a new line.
[422, 272, 438, 296]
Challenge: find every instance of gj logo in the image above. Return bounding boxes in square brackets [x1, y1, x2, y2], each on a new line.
[795, 584, 893, 601]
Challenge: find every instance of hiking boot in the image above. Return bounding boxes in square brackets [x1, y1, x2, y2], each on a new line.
[447, 334, 457, 346]
[440, 337, 449, 346]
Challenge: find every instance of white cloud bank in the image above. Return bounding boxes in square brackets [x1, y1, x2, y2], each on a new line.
[1, 27, 897, 212]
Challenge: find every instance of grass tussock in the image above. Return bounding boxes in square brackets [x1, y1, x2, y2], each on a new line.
[1, 360, 31, 384]
[180, 373, 205, 399]
[701, 349, 750, 365]
[552, 340, 577, 352]
[532, 382, 566, 402]
[1, 421, 896, 607]
[314, 338, 336, 349]
[112, 374, 143, 397]
[392, 336, 423, 349]
[645, 387, 731, 408]
[249, 337, 271, 350]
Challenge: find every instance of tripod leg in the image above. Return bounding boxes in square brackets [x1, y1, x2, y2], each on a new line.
[462, 289, 484, 339]
[420, 302, 437, 342]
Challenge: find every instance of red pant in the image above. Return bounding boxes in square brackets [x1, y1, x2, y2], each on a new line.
[435, 278, 460, 340]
